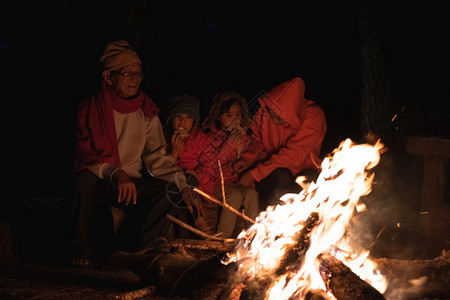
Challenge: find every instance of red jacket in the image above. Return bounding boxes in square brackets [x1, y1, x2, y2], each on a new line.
[242, 77, 327, 182]
[179, 126, 252, 201]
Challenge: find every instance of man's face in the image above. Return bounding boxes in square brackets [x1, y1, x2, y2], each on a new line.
[108, 62, 143, 98]
[267, 107, 287, 125]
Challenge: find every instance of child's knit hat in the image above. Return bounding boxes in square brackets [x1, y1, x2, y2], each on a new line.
[165, 94, 200, 126]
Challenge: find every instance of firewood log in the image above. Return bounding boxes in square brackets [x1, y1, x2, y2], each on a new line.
[317, 252, 385, 300]
[158, 237, 236, 254]
[107, 239, 237, 298]
[276, 212, 319, 275]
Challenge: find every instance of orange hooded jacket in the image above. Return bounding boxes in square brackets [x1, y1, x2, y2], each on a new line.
[242, 77, 327, 182]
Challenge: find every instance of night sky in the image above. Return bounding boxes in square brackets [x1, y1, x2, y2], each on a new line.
[2, 1, 449, 198]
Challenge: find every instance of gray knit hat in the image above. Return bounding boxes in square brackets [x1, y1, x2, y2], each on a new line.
[165, 94, 200, 126]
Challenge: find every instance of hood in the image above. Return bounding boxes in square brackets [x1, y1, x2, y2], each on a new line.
[259, 77, 307, 130]
[202, 91, 252, 130]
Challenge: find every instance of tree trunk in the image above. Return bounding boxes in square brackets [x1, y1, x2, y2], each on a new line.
[358, 0, 392, 146]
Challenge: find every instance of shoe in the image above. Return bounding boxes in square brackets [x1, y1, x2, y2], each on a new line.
[71, 255, 91, 266]
[195, 216, 215, 235]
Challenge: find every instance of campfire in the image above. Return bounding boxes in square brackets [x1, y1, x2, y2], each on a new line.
[220, 138, 387, 299]
[109, 137, 449, 299]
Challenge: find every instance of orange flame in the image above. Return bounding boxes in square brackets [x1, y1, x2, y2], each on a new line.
[222, 138, 388, 299]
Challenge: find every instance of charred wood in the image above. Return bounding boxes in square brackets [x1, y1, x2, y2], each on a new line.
[157, 237, 236, 254]
[219, 212, 322, 300]
[318, 252, 385, 300]
[276, 212, 320, 275]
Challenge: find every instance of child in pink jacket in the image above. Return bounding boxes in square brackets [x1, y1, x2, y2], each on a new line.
[179, 91, 259, 238]
[163, 94, 213, 235]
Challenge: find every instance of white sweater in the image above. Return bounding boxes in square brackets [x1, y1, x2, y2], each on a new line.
[88, 109, 188, 190]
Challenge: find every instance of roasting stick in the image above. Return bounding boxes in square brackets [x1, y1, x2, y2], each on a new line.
[192, 188, 255, 224]
[218, 160, 226, 204]
[166, 214, 234, 242]
[218, 160, 255, 224]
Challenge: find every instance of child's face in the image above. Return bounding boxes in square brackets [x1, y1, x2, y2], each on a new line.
[219, 102, 242, 130]
[267, 107, 287, 125]
[171, 114, 195, 132]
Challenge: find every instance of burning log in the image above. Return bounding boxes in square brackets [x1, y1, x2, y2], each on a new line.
[317, 252, 385, 300]
[219, 211, 384, 300]
[276, 212, 320, 275]
[216, 212, 323, 300]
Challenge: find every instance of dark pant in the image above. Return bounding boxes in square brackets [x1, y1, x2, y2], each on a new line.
[69, 169, 195, 260]
[255, 168, 319, 211]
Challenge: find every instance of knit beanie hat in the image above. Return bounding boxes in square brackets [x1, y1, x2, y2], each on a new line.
[100, 40, 141, 71]
[165, 94, 200, 126]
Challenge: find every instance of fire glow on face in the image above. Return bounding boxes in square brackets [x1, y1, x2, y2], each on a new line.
[221, 138, 388, 299]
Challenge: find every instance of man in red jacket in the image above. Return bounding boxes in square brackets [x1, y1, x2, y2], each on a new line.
[234, 77, 327, 211]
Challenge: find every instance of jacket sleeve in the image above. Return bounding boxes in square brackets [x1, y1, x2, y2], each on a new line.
[241, 108, 266, 165]
[141, 116, 188, 190]
[177, 131, 205, 171]
[250, 106, 326, 182]
[178, 131, 216, 197]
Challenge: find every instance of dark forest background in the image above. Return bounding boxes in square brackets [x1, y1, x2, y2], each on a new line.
[1, 0, 449, 200]
[0, 0, 449, 263]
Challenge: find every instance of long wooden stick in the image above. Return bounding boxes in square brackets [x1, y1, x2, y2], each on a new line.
[166, 214, 234, 242]
[218, 160, 226, 204]
[193, 188, 255, 224]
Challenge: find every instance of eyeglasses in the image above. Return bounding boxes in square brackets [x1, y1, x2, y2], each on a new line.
[113, 71, 144, 81]
[267, 107, 287, 124]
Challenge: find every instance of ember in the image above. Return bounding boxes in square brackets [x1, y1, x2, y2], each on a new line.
[221, 138, 387, 299]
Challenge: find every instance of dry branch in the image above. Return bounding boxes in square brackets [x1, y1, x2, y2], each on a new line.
[218, 160, 226, 204]
[193, 188, 255, 224]
[166, 214, 234, 242]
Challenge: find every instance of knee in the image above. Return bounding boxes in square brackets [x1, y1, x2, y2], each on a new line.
[261, 168, 294, 189]
[270, 168, 294, 181]
[223, 190, 243, 207]
[75, 169, 99, 190]
[243, 187, 259, 199]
